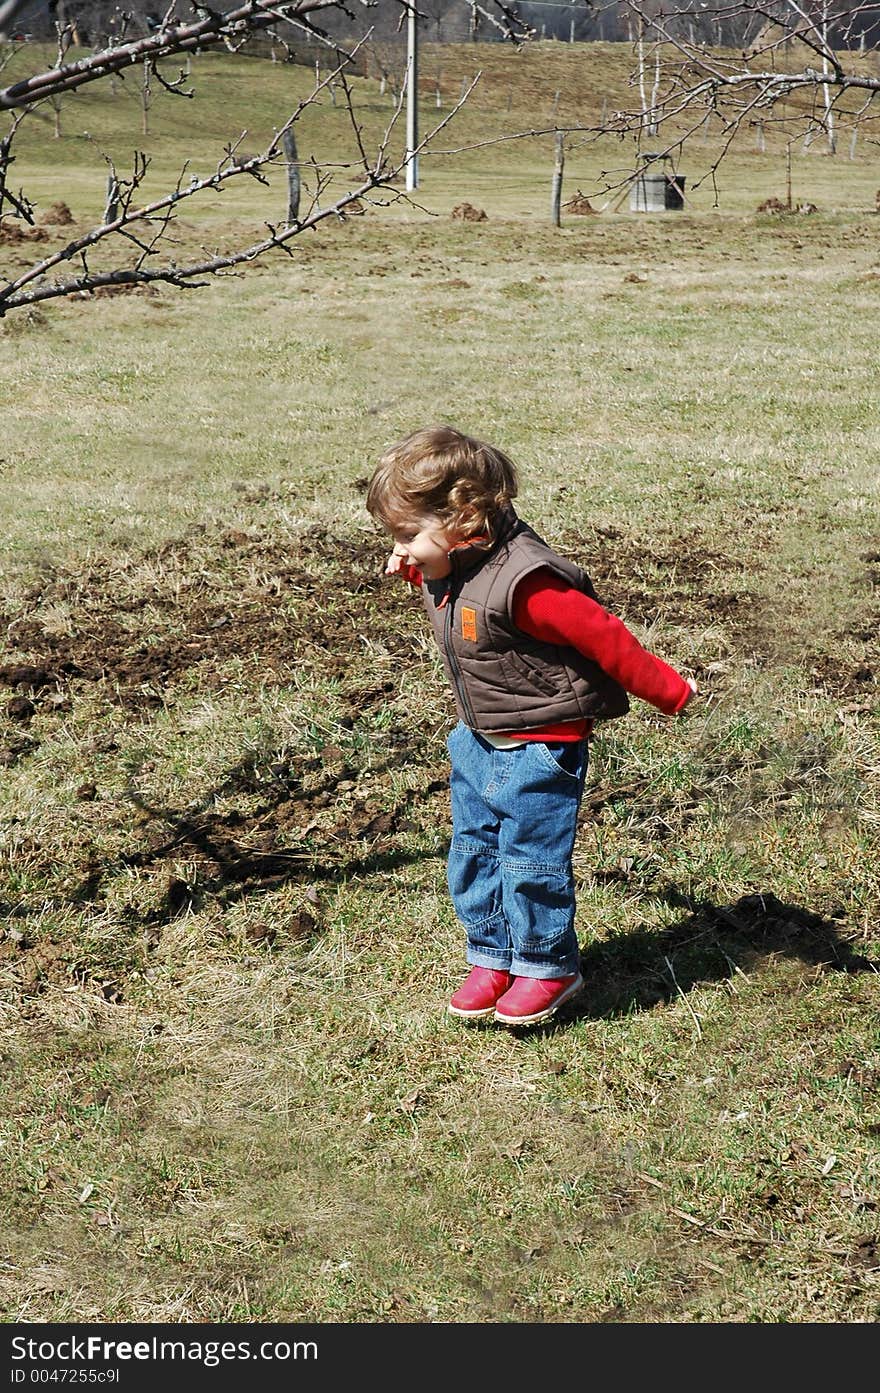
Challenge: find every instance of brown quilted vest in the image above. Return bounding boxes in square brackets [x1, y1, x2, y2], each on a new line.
[421, 508, 630, 733]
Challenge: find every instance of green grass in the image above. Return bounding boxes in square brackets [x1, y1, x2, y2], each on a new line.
[0, 41, 878, 1323]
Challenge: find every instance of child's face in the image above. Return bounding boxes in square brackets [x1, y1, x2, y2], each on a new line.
[388, 517, 458, 581]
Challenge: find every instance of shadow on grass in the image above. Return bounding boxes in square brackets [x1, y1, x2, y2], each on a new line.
[108, 769, 448, 922]
[564, 887, 876, 1026]
[2, 728, 449, 932]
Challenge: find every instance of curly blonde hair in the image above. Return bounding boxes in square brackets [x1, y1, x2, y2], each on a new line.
[366, 425, 519, 544]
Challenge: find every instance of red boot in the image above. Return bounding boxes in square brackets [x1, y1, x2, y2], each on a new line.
[493, 972, 583, 1027]
[448, 967, 512, 1021]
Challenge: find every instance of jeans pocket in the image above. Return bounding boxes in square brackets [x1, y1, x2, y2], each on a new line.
[533, 740, 586, 782]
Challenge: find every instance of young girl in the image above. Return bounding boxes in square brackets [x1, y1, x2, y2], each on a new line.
[366, 426, 696, 1028]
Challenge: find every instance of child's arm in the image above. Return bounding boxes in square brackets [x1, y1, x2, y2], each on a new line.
[513, 569, 695, 715]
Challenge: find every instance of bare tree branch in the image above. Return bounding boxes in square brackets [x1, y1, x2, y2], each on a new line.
[0, 48, 481, 315]
[0, 2, 355, 109]
[0, 0, 530, 110]
[0, 104, 29, 222]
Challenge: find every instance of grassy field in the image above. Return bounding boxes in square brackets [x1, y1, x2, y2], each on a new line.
[0, 41, 878, 1323]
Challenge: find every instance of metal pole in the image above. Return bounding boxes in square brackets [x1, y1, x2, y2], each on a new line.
[405, 2, 419, 191]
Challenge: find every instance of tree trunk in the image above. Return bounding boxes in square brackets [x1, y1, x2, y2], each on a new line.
[649, 51, 660, 137]
[103, 173, 119, 223]
[637, 19, 649, 133]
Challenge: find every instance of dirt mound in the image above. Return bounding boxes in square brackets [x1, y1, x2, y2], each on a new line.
[562, 190, 597, 215]
[451, 202, 487, 222]
[38, 201, 75, 226]
[0, 734, 38, 767]
[0, 663, 57, 690]
[0, 219, 48, 243]
[756, 197, 816, 215]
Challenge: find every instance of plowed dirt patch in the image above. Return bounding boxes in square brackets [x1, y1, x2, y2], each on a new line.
[0, 527, 421, 714]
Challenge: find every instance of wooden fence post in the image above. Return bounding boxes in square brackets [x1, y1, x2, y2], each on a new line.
[786, 139, 792, 210]
[283, 128, 300, 224]
[551, 132, 564, 227]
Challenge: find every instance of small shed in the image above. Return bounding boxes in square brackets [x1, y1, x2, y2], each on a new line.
[629, 154, 686, 213]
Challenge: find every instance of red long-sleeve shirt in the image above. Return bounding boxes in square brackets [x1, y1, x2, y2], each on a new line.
[504, 568, 692, 741]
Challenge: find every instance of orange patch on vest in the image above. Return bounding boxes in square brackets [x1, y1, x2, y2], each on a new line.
[461, 606, 477, 642]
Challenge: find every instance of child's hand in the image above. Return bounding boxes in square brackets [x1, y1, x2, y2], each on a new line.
[384, 551, 422, 586]
[385, 550, 405, 577]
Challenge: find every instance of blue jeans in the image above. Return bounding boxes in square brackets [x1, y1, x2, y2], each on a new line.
[446, 722, 589, 980]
